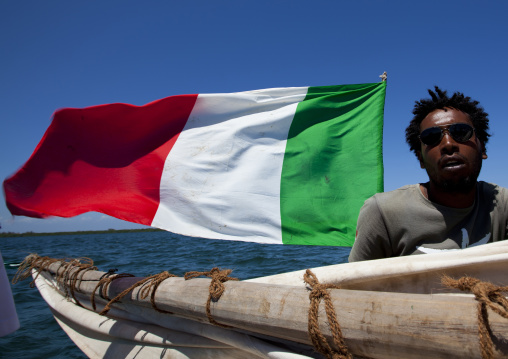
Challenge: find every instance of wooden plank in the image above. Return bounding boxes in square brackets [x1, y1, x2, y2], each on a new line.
[248, 241, 508, 295]
[41, 261, 508, 359]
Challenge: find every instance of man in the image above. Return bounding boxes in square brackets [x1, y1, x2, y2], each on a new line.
[349, 87, 508, 262]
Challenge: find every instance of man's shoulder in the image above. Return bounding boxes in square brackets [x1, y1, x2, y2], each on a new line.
[369, 184, 420, 203]
[362, 184, 422, 214]
[478, 181, 508, 203]
[478, 181, 508, 193]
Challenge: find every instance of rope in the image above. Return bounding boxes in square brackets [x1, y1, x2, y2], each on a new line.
[100, 268, 119, 279]
[442, 275, 508, 359]
[91, 272, 135, 311]
[303, 269, 352, 359]
[139, 272, 177, 314]
[12, 254, 64, 287]
[12, 254, 97, 307]
[61, 258, 97, 307]
[184, 267, 238, 328]
[99, 271, 176, 315]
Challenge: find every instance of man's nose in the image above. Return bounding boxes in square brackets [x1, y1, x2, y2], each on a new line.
[440, 131, 459, 153]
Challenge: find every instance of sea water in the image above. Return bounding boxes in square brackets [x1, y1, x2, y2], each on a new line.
[0, 231, 351, 358]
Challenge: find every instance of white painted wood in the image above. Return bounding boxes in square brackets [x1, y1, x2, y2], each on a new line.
[249, 241, 508, 294]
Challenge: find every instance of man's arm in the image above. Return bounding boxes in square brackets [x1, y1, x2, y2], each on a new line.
[348, 196, 393, 262]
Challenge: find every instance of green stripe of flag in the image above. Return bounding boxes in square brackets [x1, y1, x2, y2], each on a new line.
[280, 82, 386, 246]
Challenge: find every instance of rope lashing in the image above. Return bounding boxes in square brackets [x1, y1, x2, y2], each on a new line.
[100, 268, 118, 279]
[139, 271, 177, 313]
[303, 269, 352, 359]
[99, 271, 177, 315]
[442, 275, 508, 359]
[12, 254, 64, 287]
[184, 267, 238, 328]
[61, 258, 97, 307]
[12, 254, 97, 307]
[91, 272, 135, 311]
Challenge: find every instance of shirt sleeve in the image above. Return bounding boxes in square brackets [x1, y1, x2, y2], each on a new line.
[348, 196, 393, 262]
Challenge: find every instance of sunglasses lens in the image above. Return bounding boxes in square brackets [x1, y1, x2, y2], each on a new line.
[419, 123, 474, 146]
[419, 127, 443, 146]
[449, 123, 474, 142]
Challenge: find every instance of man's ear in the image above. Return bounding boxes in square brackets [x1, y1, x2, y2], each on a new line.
[481, 143, 488, 159]
[417, 151, 425, 169]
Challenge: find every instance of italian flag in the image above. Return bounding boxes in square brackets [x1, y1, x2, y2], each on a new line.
[4, 82, 386, 246]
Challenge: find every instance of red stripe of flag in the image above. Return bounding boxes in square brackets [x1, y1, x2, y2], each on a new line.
[4, 94, 198, 225]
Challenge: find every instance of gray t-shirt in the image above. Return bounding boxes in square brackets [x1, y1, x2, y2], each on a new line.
[348, 181, 508, 262]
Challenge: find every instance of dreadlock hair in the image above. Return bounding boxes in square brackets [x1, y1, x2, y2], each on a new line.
[405, 86, 490, 157]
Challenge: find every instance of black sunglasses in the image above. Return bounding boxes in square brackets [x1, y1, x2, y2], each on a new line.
[419, 123, 475, 147]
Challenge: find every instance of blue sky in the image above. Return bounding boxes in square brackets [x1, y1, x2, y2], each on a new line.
[1, 1, 507, 233]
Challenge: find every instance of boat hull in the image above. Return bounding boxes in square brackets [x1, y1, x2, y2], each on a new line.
[30, 241, 508, 358]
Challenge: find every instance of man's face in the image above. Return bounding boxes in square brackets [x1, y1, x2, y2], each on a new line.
[417, 108, 487, 193]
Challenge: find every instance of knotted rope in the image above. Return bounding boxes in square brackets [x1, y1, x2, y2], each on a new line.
[12, 254, 64, 287]
[12, 254, 96, 307]
[442, 275, 508, 359]
[184, 267, 238, 328]
[100, 271, 177, 315]
[303, 269, 352, 359]
[14, 254, 179, 315]
[59, 257, 97, 307]
[91, 272, 135, 311]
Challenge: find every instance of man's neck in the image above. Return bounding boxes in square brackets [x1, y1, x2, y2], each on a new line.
[420, 182, 477, 208]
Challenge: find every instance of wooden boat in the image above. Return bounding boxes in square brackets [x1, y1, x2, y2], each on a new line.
[19, 241, 508, 358]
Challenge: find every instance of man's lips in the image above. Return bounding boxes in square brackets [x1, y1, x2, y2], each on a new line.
[439, 155, 466, 169]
